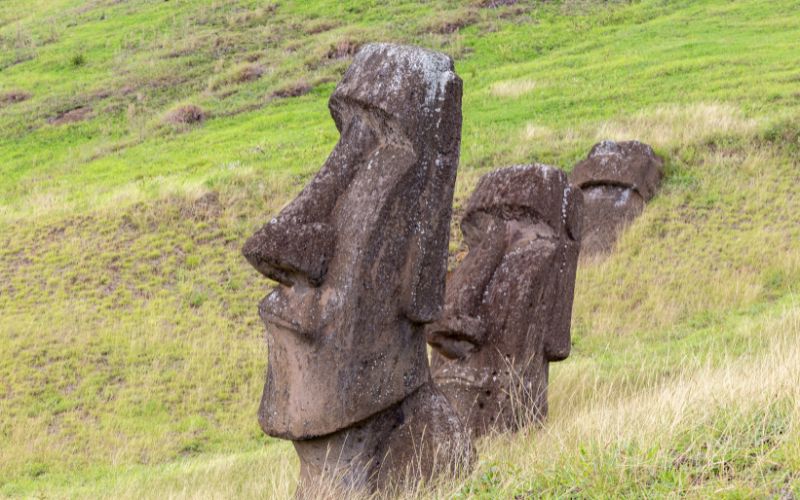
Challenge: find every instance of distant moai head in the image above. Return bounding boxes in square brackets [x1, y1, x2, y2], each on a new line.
[243, 43, 462, 440]
[570, 140, 664, 255]
[427, 164, 583, 437]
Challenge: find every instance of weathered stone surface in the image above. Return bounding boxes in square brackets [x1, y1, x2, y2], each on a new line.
[570, 140, 664, 255]
[243, 43, 472, 494]
[293, 382, 470, 496]
[427, 164, 583, 437]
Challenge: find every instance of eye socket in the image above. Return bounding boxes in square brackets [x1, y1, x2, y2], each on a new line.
[461, 211, 502, 247]
[464, 208, 561, 248]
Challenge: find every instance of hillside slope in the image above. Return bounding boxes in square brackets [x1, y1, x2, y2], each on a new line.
[1, 0, 799, 497]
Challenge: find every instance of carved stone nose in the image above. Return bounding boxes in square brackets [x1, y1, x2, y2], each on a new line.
[242, 217, 334, 287]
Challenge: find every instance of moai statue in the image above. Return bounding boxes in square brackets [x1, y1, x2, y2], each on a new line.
[242, 44, 473, 495]
[426, 164, 583, 438]
[570, 140, 664, 255]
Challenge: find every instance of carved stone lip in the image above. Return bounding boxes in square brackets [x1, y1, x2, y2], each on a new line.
[427, 314, 486, 345]
[259, 287, 319, 337]
[434, 364, 511, 389]
[262, 310, 306, 336]
[435, 376, 489, 390]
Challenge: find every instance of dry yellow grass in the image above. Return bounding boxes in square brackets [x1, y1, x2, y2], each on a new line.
[573, 143, 800, 337]
[5, 118, 797, 497]
[4, 0, 800, 495]
[53, 302, 797, 499]
[460, 313, 800, 498]
[489, 78, 539, 98]
[518, 103, 759, 161]
[595, 103, 760, 150]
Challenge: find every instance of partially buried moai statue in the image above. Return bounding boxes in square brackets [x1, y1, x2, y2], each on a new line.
[570, 140, 664, 255]
[242, 43, 473, 495]
[426, 164, 583, 438]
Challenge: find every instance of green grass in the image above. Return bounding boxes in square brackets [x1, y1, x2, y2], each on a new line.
[1, 0, 799, 497]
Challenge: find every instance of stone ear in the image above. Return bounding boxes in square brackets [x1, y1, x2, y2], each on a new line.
[242, 219, 335, 287]
[402, 161, 458, 324]
[402, 222, 448, 324]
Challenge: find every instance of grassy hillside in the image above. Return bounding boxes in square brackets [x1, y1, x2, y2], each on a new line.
[1, 0, 799, 497]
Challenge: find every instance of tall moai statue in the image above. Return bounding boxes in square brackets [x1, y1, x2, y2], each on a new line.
[426, 164, 583, 438]
[570, 140, 664, 255]
[242, 44, 473, 495]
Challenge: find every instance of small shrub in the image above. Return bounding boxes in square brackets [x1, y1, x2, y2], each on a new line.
[424, 9, 479, 34]
[0, 90, 31, 104]
[26, 462, 48, 479]
[48, 107, 92, 125]
[326, 39, 360, 59]
[225, 4, 277, 28]
[181, 192, 221, 221]
[187, 289, 206, 308]
[271, 80, 311, 99]
[208, 63, 266, 91]
[185, 255, 201, 269]
[305, 19, 340, 35]
[232, 63, 265, 84]
[163, 104, 205, 125]
[480, 0, 519, 7]
[761, 117, 800, 151]
[70, 53, 86, 67]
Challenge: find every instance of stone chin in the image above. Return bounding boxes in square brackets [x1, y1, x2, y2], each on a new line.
[257, 291, 431, 440]
[432, 368, 514, 436]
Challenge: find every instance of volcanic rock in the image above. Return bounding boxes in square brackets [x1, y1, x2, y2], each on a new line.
[243, 43, 473, 494]
[570, 140, 664, 255]
[427, 164, 583, 437]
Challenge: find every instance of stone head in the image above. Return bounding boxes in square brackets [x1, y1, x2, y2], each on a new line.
[570, 140, 664, 255]
[243, 43, 463, 440]
[427, 164, 582, 435]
